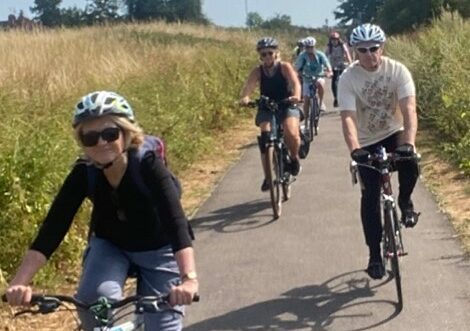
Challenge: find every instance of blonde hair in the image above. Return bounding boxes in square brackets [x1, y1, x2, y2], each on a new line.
[74, 115, 145, 151]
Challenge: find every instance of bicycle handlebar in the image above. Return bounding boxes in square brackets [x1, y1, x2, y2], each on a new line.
[2, 293, 200, 315]
[349, 152, 421, 185]
[243, 95, 296, 109]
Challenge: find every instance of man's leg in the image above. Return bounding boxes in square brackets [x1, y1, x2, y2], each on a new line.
[358, 166, 385, 279]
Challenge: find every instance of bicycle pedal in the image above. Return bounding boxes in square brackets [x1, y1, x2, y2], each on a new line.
[398, 251, 408, 257]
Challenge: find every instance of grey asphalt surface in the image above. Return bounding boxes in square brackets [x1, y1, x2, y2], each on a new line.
[184, 92, 470, 331]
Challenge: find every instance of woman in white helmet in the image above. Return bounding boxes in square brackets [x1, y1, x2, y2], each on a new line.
[338, 24, 420, 280]
[5, 91, 198, 330]
[294, 36, 332, 122]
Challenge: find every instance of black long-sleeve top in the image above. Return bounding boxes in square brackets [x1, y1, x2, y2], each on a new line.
[30, 151, 193, 259]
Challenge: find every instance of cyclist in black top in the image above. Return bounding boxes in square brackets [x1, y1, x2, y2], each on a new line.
[240, 37, 302, 191]
[5, 91, 198, 331]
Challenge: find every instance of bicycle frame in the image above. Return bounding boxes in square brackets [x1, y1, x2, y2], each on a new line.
[303, 75, 322, 140]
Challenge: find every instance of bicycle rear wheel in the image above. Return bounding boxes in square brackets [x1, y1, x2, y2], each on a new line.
[383, 202, 403, 308]
[312, 97, 320, 136]
[266, 145, 281, 219]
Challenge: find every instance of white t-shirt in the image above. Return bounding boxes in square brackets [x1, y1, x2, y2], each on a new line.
[338, 56, 415, 146]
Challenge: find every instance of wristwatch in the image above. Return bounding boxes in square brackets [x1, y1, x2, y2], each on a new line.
[182, 271, 198, 282]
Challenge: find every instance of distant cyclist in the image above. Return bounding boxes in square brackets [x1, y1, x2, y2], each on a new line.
[338, 24, 420, 279]
[292, 38, 305, 62]
[240, 37, 302, 191]
[295, 36, 332, 118]
[325, 31, 352, 107]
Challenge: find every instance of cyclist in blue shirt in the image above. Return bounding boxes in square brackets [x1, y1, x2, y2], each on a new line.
[295, 36, 332, 119]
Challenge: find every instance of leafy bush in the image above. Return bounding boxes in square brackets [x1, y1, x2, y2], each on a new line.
[387, 14, 470, 174]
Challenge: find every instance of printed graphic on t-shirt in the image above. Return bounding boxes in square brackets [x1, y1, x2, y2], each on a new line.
[360, 76, 395, 134]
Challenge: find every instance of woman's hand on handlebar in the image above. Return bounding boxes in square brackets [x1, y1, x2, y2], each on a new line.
[5, 285, 33, 306]
[169, 279, 199, 306]
[239, 96, 251, 106]
[287, 96, 301, 104]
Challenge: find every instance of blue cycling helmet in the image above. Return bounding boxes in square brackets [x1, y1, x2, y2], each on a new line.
[73, 91, 134, 128]
[350, 23, 386, 46]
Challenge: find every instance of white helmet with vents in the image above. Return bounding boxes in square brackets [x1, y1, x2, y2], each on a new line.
[73, 91, 134, 127]
[303, 36, 316, 47]
[350, 23, 386, 46]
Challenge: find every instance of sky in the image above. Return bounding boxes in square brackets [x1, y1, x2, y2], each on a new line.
[0, 0, 339, 28]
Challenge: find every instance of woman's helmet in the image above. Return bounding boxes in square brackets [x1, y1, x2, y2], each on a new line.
[256, 37, 279, 50]
[73, 91, 134, 127]
[329, 31, 340, 39]
[303, 36, 316, 47]
[350, 23, 386, 46]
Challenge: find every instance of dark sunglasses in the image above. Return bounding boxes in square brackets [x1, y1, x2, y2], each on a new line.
[260, 51, 274, 57]
[80, 127, 121, 147]
[356, 45, 381, 54]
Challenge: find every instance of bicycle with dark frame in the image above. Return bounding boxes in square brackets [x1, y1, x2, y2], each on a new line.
[302, 75, 325, 141]
[350, 145, 420, 309]
[246, 96, 300, 219]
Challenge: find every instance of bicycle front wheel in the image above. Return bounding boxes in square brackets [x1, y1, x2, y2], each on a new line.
[266, 145, 282, 219]
[383, 202, 403, 308]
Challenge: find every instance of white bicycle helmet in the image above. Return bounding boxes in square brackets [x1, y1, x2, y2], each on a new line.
[350, 23, 386, 46]
[256, 37, 279, 50]
[303, 36, 316, 47]
[73, 91, 134, 127]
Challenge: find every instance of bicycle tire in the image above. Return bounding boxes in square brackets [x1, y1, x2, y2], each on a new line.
[266, 145, 281, 219]
[383, 202, 403, 308]
[312, 97, 320, 136]
[308, 97, 315, 142]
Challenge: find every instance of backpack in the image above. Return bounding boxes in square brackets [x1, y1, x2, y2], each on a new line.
[85, 135, 182, 201]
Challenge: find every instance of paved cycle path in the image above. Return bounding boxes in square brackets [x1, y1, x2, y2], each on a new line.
[184, 96, 470, 330]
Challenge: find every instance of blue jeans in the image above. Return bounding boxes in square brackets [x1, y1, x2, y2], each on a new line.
[75, 237, 183, 331]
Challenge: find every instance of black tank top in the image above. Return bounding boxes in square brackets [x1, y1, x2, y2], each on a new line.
[260, 63, 290, 101]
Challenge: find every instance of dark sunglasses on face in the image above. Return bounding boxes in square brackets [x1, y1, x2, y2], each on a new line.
[260, 51, 274, 57]
[80, 126, 121, 147]
[356, 45, 381, 54]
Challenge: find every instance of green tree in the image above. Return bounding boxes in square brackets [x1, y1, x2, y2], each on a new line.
[261, 14, 292, 30]
[378, 0, 444, 34]
[31, 0, 62, 27]
[85, 0, 120, 24]
[60, 6, 85, 26]
[124, 0, 206, 22]
[246, 12, 264, 28]
[444, 0, 470, 18]
[334, 0, 385, 26]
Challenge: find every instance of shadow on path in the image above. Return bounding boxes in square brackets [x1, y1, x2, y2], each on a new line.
[191, 199, 275, 233]
[186, 270, 402, 331]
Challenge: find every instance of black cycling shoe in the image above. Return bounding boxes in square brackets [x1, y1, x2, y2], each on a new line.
[261, 179, 270, 192]
[290, 159, 302, 176]
[402, 210, 421, 228]
[366, 258, 385, 280]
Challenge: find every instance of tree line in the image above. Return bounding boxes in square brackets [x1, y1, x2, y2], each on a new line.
[30, 0, 208, 27]
[334, 0, 469, 34]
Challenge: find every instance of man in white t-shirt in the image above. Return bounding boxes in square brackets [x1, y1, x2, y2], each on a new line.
[338, 24, 420, 280]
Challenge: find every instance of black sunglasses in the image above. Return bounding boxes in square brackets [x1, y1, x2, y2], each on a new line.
[80, 127, 121, 147]
[356, 45, 381, 54]
[260, 51, 274, 57]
